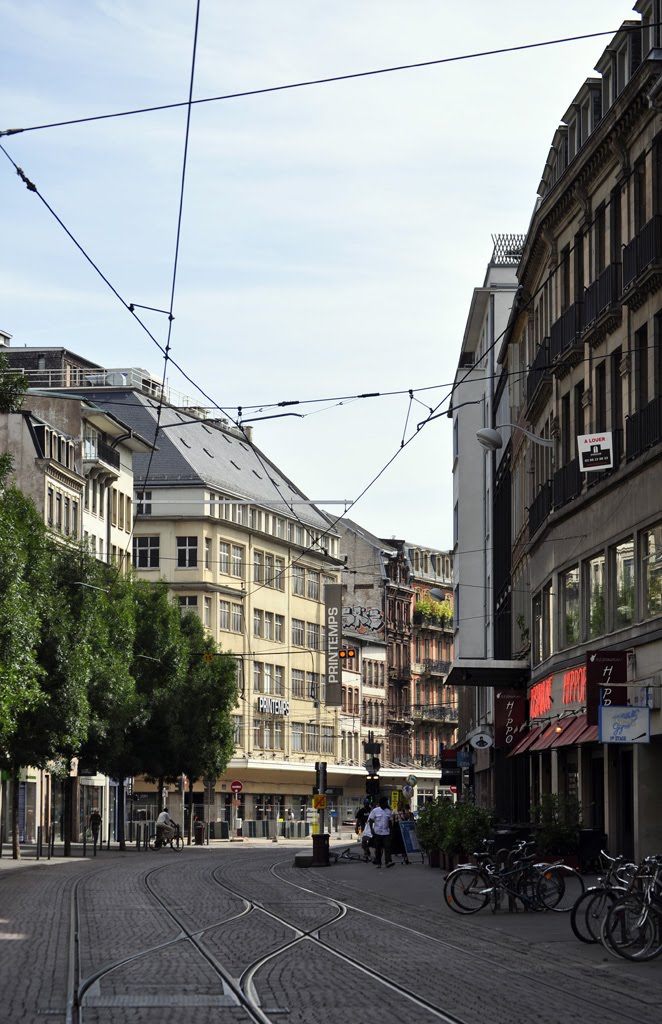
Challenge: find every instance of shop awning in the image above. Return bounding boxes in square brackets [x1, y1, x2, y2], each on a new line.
[445, 658, 529, 688]
[507, 725, 544, 757]
[529, 723, 558, 751]
[577, 724, 599, 743]
[551, 715, 588, 748]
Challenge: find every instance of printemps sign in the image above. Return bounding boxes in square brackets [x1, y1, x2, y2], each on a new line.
[256, 697, 290, 716]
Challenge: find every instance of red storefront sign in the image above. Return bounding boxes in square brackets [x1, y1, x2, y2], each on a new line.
[562, 665, 586, 705]
[530, 676, 553, 719]
[494, 690, 527, 748]
[586, 650, 628, 726]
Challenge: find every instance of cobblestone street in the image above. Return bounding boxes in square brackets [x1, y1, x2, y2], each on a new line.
[1, 840, 661, 1024]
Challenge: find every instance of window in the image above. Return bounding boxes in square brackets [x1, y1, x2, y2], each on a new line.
[219, 542, 230, 574]
[47, 486, 54, 524]
[543, 581, 554, 659]
[177, 536, 198, 568]
[291, 669, 305, 698]
[233, 715, 242, 745]
[204, 537, 211, 570]
[254, 550, 264, 583]
[264, 664, 272, 693]
[292, 566, 305, 596]
[321, 726, 334, 754]
[291, 722, 303, 752]
[273, 720, 283, 750]
[264, 554, 274, 587]
[306, 622, 320, 650]
[264, 611, 274, 640]
[71, 500, 79, 538]
[643, 525, 662, 618]
[307, 570, 320, 600]
[561, 566, 580, 647]
[275, 614, 284, 642]
[137, 490, 152, 515]
[587, 554, 606, 638]
[63, 496, 70, 535]
[253, 608, 263, 638]
[274, 557, 285, 591]
[253, 663, 263, 692]
[305, 723, 319, 752]
[204, 597, 211, 628]
[292, 618, 304, 646]
[274, 665, 284, 695]
[231, 603, 243, 632]
[133, 536, 160, 568]
[231, 545, 244, 578]
[178, 596, 198, 610]
[219, 600, 230, 630]
[55, 492, 62, 529]
[613, 538, 634, 629]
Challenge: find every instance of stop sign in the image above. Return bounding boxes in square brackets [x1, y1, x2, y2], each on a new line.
[449, 785, 457, 794]
[230, 780, 243, 793]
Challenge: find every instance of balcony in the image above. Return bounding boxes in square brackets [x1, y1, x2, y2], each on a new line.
[587, 427, 623, 488]
[622, 216, 662, 307]
[410, 704, 459, 724]
[526, 338, 552, 415]
[552, 457, 582, 510]
[386, 704, 413, 725]
[388, 662, 411, 683]
[583, 263, 622, 346]
[626, 396, 662, 461]
[550, 302, 583, 368]
[82, 438, 120, 471]
[423, 658, 452, 677]
[528, 480, 552, 539]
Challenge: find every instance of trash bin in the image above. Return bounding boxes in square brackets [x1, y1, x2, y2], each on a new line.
[194, 822, 205, 846]
[311, 833, 330, 866]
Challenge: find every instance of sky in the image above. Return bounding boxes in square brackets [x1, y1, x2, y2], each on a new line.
[0, 0, 636, 549]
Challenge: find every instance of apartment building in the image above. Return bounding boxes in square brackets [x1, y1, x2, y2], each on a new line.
[484, 6, 662, 857]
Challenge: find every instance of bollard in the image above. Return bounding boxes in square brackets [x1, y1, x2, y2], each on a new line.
[36, 825, 42, 860]
[82, 830, 87, 858]
[48, 822, 55, 859]
[135, 823, 141, 850]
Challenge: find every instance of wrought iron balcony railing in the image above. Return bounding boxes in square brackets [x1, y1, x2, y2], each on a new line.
[82, 438, 120, 470]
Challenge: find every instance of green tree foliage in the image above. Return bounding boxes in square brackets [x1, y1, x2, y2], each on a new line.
[0, 352, 29, 413]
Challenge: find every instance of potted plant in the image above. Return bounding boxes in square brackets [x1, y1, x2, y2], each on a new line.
[441, 802, 494, 869]
[532, 794, 581, 867]
[416, 798, 453, 868]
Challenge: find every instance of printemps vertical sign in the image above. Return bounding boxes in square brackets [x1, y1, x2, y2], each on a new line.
[325, 583, 343, 705]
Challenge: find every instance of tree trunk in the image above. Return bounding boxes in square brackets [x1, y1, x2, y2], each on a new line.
[63, 765, 72, 857]
[11, 764, 20, 860]
[116, 777, 126, 851]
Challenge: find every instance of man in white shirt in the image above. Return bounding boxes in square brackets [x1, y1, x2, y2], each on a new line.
[156, 808, 177, 843]
[367, 797, 394, 868]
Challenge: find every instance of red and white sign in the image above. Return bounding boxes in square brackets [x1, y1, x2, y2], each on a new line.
[230, 780, 243, 793]
[449, 785, 458, 794]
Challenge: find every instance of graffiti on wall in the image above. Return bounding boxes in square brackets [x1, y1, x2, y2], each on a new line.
[342, 606, 384, 635]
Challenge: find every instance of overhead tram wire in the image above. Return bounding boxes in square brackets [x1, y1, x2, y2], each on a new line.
[130, 0, 202, 556]
[0, 26, 639, 139]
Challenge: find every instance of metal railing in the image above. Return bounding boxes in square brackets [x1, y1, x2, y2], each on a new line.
[526, 339, 552, 404]
[82, 438, 120, 470]
[626, 396, 662, 460]
[423, 658, 452, 676]
[584, 262, 621, 324]
[552, 457, 582, 509]
[550, 302, 583, 361]
[623, 215, 662, 291]
[528, 480, 552, 538]
[410, 704, 459, 723]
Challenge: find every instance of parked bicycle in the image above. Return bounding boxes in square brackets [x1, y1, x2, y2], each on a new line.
[444, 838, 584, 915]
[570, 850, 637, 944]
[600, 854, 662, 961]
[149, 823, 184, 851]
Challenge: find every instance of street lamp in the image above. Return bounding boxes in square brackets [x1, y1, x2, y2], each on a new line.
[475, 425, 554, 451]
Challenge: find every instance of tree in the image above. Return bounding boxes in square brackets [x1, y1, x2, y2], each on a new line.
[0, 352, 29, 414]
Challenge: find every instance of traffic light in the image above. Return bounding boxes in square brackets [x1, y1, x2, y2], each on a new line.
[314, 761, 327, 794]
[365, 756, 380, 798]
[338, 647, 356, 659]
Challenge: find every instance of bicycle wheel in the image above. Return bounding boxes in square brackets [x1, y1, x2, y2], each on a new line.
[570, 888, 616, 943]
[148, 835, 160, 850]
[171, 834, 184, 851]
[537, 865, 585, 912]
[444, 868, 490, 914]
[603, 896, 662, 961]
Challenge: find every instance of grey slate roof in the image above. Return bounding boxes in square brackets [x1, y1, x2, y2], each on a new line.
[81, 389, 334, 531]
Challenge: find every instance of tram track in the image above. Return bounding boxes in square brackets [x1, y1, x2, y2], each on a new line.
[63, 849, 660, 1024]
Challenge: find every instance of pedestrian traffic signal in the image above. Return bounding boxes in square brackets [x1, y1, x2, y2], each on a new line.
[314, 760, 327, 794]
[365, 755, 380, 798]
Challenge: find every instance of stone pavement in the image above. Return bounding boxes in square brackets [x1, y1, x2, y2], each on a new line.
[0, 836, 660, 1024]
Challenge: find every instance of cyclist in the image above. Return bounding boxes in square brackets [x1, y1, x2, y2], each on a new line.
[155, 807, 178, 844]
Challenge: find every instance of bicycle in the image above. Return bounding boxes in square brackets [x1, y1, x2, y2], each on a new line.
[149, 824, 184, 851]
[444, 840, 584, 915]
[601, 855, 662, 961]
[570, 851, 636, 944]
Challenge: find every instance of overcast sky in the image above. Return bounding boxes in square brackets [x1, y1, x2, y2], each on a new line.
[1, 0, 634, 549]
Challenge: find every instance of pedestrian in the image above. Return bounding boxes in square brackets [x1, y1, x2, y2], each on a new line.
[392, 802, 414, 864]
[355, 797, 371, 833]
[288, 807, 295, 823]
[360, 815, 375, 861]
[89, 808, 102, 851]
[367, 796, 394, 868]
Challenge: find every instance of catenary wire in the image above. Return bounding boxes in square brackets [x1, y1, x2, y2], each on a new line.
[0, 26, 642, 138]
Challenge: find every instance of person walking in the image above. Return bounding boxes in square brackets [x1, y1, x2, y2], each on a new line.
[392, 802, 414, 864]
[89, 809, 102, 853]
[367, 796, 394, 868]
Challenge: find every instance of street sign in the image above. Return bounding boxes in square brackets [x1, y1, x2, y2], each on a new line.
[230, 780, 243, 793]
[469, 731, 493, 749]
[312, 793, 327, 809]
[599, 705, 650, 744]
[449, 785, 458, 794]
[586, 650, 628, 726]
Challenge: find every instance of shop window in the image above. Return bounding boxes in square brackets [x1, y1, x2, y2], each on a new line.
[613, 538, 634, 629]
[586, 553, 606, 638]
[560, 566, 580, 647]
